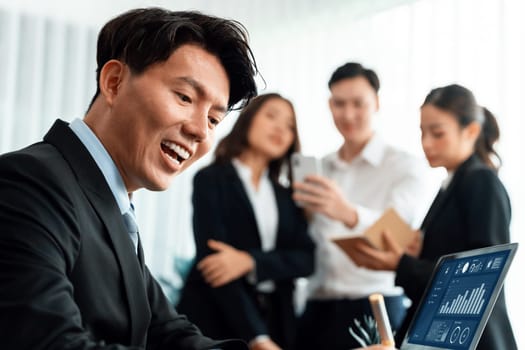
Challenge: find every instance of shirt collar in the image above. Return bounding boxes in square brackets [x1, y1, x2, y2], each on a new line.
[359, 133, 385, 167]
[442, 170, 455, 190]
[328, 133, 385, 170]
[232, 158, 270, 183]
[69, 118, 131, 214]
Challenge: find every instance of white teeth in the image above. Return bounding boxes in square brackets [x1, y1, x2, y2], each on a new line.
[165, 152, 181, 164]
[162, 141, 191, 160]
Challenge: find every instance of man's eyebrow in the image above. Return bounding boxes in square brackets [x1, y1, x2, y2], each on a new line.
[176, 76, 228, 114]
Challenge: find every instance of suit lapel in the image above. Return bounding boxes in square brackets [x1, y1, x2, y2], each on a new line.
[137, 237, 146, 271]
[420, 156, 477, 233]
[272, 182, 286, 247]
[225, 163, 253, 209]
[84, 188, 150, 343]
[44, 120, 150, 344]
[420, 188, 447, 232]
[223, 163, 262, 247]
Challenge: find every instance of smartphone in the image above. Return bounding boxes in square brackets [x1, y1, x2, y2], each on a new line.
[291, 153, 320, 207]
[291, 152, 320, 183]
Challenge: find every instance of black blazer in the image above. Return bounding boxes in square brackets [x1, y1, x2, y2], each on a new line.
[178, 162, 315, 349]
[0, 120, 245, 350]
[395, 155, 517, 349]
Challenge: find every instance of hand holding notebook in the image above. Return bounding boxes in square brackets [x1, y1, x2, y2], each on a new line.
[332, 208, 417, 259]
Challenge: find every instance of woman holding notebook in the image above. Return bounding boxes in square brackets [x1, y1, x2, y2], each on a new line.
[351, 84, 517, 349]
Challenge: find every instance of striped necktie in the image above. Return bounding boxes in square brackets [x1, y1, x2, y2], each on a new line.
[122, 206, 139, 254]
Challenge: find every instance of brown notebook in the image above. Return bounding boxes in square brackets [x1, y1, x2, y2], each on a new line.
[332, 208, 416, 255]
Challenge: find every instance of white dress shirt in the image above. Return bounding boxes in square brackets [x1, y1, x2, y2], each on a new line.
[232, 159, 278, 292]
[442, 170, 455, 190]
[307, 134, 437, 299]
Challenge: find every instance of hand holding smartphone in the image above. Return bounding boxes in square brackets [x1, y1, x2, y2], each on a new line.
[291, 152, 320, 183]
[291, 153, 320, 207]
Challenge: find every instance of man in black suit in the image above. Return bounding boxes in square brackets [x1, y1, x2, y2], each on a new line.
[0, 7, 257, 350]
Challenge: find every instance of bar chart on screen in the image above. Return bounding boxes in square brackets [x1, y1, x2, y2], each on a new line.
[438, 282, 487, 315]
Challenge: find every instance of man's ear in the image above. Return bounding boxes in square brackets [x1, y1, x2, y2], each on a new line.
[99, 60, 127, 106]
[373, 93, 380, 112]
[328, 96, 335, 113]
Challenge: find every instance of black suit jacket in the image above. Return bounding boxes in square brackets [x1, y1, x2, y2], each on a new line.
[0, 120, 245, 350]
[395, 155, 517, 349]
[178, 162, 315, 348]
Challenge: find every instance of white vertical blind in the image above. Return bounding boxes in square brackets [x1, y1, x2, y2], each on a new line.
[0, 9, 97, 151]
[0, 1, 523, 347]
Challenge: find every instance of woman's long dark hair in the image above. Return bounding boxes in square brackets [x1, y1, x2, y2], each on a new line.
[422, 84, 501, 170]
[214, 93, 301, 184]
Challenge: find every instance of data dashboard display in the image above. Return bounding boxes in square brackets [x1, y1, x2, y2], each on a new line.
[406, 250, 509, 349]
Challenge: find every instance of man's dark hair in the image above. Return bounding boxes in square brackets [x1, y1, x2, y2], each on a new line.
[328, 62, 380, 93]
[89, 7, 258, 110]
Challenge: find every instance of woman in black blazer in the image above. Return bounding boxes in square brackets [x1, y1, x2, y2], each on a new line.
[351, 84, 517, 349]
[178, 93, 315, 350]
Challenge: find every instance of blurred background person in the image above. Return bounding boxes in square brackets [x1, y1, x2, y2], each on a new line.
[292, 62, 437, 350]
[178, 93, 315, 350]
[351, 84, 517, 349]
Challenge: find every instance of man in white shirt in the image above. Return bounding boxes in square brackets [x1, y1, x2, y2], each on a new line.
[292, 62, 436, 350]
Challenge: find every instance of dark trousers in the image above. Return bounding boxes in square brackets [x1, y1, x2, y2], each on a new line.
[256, 291, 295, 350]
[295, 295, 407, 350]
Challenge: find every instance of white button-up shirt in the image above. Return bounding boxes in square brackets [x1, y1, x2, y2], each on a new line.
[307, 134, 437, 299]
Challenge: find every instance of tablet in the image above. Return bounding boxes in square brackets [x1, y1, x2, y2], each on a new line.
[400, 243, 518, 350]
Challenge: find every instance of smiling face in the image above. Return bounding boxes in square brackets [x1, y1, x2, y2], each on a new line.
[329, 76, 378, 146]
[87, 44, 229, 192]
[246, 98, 296, 161]
[420, 104, 480, 171]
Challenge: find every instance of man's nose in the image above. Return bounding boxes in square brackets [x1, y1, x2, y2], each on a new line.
[183, 111, 208, 142]
[341, 106, 357, 121]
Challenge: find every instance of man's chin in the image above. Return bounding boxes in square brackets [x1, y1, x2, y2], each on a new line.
[145, 175, 178, 192]
[146, 159, 199, 191]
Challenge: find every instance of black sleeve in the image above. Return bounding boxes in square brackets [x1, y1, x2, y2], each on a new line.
[395, 254, 436, 302]
[145, 266, 247, 350]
